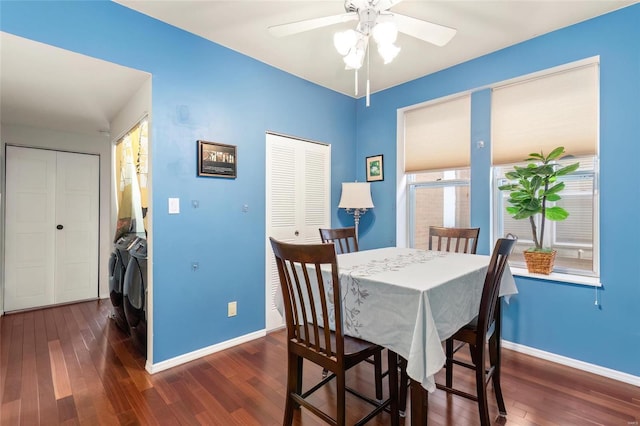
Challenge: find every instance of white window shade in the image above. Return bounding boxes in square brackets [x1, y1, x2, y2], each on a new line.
[492, 63, 598, 165]
[404, 95, 471, 172]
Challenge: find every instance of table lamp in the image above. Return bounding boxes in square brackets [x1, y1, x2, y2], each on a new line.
[338, 182, 374, 241]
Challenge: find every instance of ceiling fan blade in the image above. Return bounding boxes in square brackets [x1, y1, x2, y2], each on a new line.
[373, 0, 404, 12]
[268, 13, 357, 38]
[392, 13, 456, 47]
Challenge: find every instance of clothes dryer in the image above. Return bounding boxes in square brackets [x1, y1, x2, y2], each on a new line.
[110, 234, 139, 333]
[123, 238, 147, 356]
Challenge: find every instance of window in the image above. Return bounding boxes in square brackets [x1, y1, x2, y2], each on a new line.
[402, 94, 471, 248]
[491, 61, 599, 280]
[408, 169, 470, 249]
[494, 156, 598, 276]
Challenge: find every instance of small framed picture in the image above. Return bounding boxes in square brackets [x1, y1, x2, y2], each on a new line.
[198, 140, 237, 178]
[366, 154, 384, 182]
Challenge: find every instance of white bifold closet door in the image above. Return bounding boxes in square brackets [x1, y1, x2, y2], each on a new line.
[265, 133, 331, 331]
[5, 146, 99, 312]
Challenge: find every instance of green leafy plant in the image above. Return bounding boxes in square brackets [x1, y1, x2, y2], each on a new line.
[498, 146, 579, 251]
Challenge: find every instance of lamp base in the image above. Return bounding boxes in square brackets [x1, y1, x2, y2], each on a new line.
[346, 208, 367, 242]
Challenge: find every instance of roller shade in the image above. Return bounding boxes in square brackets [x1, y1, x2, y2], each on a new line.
[492, 63, 598, 165]
[404, 94, 471, 172]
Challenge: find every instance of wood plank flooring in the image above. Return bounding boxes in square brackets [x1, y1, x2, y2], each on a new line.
[1, 300, 638, 425]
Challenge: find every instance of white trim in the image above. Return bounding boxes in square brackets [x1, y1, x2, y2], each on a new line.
[145, 329, 266, 374]
[502, 340, 640, 387]
[396, 108, 408, 248]
[510, 267, 602, 287]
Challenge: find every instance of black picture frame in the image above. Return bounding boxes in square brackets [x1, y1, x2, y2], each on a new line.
[198, 140, 237, 178]
[366, 154, 384, 182]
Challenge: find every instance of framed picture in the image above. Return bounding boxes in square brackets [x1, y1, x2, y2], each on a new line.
[366, 154, 384, 182]
[198, 140, 237, 178]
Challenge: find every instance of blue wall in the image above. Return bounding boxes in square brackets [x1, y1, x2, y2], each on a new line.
[1, 1, 358, 362]
[3, 1, 639, 377]
[355, 5, 640, 376]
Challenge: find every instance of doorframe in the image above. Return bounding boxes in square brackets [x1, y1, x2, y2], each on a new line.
[2, 138, 107, 316]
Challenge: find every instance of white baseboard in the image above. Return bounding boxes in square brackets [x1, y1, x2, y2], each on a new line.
[145, 329, 266, 374]
[502, 340, 640, 387]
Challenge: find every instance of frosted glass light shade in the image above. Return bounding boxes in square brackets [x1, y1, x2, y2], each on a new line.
[378, 42, 400, 64]
[372, 21, 398, 45]
[334, 29, 358, 56]
[338, 182, 374, 209]
[343, 47, 365, 70]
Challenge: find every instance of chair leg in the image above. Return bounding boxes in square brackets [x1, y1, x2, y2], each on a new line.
[474, 350, 491, 426]
[387, 350, 400, 426]
[295, 356, 303, 400]
[445, 338, 454, 388]
[398, 356, 408, 416]
[336, 370, 346, 426]
[373, 352, 383, 401]
[489, 333, 507, 416]
[284, 353, 301, 425]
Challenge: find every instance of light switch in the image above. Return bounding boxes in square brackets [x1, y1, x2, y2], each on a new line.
[168, 198, 180, 214]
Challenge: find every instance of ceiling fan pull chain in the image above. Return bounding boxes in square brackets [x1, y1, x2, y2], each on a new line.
[366, 41, 371, 107]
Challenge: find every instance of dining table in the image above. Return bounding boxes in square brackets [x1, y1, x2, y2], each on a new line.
[326, 246, 518, 425]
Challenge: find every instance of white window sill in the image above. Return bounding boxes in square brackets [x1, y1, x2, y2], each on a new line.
[510, 267, 602, 287]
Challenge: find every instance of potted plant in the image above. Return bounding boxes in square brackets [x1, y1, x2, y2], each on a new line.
[498, 146, 579, 274]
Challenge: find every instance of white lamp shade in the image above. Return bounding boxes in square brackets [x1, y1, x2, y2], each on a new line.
[338, 182, 374, 209]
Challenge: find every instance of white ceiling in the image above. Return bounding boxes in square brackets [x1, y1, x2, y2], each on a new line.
[115, 0, 636, 97]
[1, 1, 636, 136]
[0, 32, 150, 135]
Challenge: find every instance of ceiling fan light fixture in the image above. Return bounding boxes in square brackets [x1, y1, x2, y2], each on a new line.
[372, 21, 397, 45]
[343, 46, 365, 70]
[378, 42, 400, 64]
[334, 29, 358, 56]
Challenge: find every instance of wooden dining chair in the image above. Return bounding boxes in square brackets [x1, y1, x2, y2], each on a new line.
[435, 236, 517, 425]
[319, 226, 384, 401]
[428, 226, 480, 254]
[319, 226, 359, 254]
[269, 237, 399, 426]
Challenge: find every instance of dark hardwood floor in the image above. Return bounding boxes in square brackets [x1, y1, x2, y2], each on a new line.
[1, 300, 638, 425]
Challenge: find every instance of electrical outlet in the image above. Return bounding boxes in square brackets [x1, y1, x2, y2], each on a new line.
[228, 301, 237, 317]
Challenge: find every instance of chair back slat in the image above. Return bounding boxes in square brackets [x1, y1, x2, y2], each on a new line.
[319, 227, 359, 254]
[428, 226, 480, 254]
[270, 238, 344, 362]
[475, 237, 516, 347]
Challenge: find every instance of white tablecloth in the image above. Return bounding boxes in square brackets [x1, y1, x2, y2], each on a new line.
[328, 247, 518, 392]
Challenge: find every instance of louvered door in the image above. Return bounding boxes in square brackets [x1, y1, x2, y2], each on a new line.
[265, 133, 330, 330]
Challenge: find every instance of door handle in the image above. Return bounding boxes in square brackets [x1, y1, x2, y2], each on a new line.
[56, 224, 64, 230]
[294, 231, 299, 236]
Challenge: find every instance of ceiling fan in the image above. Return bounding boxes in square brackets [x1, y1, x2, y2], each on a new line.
[268, 0, 457, 70]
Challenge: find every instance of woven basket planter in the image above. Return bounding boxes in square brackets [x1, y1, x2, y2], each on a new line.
[523, 250, 557, 275]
